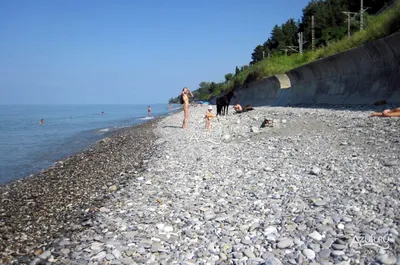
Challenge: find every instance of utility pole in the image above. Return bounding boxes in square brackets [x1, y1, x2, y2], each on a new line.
[296, 32, 307, 54]
[311, 16, 315, 52]
[360, 0, 369, 31]
[360, 0, 364, 30]
[342, 11, 358, 37]
[263, 51, 265, 59]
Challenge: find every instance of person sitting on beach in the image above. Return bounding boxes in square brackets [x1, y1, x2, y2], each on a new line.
[205, 105, 215, 131]
[370, 107, 400, 117]
[233, 101, 243, 113]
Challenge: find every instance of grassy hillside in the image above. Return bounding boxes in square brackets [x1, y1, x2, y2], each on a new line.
[168, 1, 400, 103]
[224, 1, 400, 92]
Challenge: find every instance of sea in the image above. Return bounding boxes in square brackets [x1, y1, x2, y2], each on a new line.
[0, 104, 181, 184]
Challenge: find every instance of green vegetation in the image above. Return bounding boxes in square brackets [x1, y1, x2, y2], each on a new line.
[169, 0, 400, 103]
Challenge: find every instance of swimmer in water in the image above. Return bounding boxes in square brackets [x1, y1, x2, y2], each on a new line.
[40, 119, 44, 125]
[101, 111, 104, 115]
[148, 105, 152, 117]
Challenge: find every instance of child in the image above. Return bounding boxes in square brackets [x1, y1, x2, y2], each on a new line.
[205, 106, 215, 131]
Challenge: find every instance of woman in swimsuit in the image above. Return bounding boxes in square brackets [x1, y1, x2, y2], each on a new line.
[181, 87, 193, 128]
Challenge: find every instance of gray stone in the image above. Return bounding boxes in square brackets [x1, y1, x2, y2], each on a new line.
[310, 167, 321, 175]
[277, 238, 293, 249]
[303, 249, 316, 260]
[319, 249, 331, 258]
[308, 231, 323, 241]
[377, 254, 397, 265]
[110, 249, 121, 259]
[331, 244, 346, 250]
[243, 248, 256, 258]
[38, 251, 51, 260]
[331, 250, 345, 257]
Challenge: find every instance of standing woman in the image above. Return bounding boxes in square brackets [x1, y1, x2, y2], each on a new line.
[181, 87, 193, 128]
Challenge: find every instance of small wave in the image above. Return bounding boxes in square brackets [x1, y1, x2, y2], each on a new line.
[138, 117, 155, 120]
[99, 128, 110, 132]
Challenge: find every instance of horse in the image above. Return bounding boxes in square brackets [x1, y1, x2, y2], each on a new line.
[216, 90, 236, 116]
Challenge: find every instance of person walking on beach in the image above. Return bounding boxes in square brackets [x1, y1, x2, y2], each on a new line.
[148, 106, 152, 117]
[181, 87, 193, 128]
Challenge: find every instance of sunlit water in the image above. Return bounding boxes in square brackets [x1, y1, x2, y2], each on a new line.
[0, 104, 181, 184]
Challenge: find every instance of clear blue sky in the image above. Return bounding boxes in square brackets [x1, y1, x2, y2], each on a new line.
[0, 0, 309, 104]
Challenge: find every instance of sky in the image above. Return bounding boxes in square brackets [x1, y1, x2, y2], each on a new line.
[0, 0, 309, 104]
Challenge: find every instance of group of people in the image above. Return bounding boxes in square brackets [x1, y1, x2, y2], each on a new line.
[179, 86, 400, 130]
[179, 87, 250, 130]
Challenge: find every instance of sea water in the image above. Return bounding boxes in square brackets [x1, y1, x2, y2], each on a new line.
[0, 104, 181, 184]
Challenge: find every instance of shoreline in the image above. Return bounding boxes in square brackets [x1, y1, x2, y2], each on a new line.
[0, 117, 163, 264]
[1, 104, 399, 264]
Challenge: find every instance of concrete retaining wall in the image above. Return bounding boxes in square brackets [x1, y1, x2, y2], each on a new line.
[235, 32, 400, 106]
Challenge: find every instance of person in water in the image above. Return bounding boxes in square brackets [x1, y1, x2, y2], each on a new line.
[181, 87, 193, 128]
[40, 119, 44, 125]
[101, 111, 104, 115]
[370, 107, 400, 117]
[169, 104, 173, 110]
[205, 105, 215, 131]
[148, 106, 152, 117]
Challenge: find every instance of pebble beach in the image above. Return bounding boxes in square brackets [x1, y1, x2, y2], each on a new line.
[1, 105, 400, 265]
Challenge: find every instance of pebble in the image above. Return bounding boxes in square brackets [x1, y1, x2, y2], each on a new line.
[308, 231, 323, 241]
[319, 249, 331, 258]
[377, 254, 397, 265]
[303, 249, 316, 260]
[310, 167, 321, 175]
[277, 238, 294, 249]
[331, 251, 345, 257]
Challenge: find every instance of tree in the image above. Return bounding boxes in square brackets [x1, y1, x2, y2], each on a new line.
[224, 73, 233, 82]
[235, 66, 240, 76]
[208, 82, 217, 94]
[281, 18, 299, 47]
[251, 45, 265, 63]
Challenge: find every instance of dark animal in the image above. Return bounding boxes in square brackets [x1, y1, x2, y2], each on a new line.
[216, 90, 236, 116]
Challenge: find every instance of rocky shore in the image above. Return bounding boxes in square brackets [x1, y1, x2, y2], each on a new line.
[0, 119, 160, 264]
[2, 104, 400, 265]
